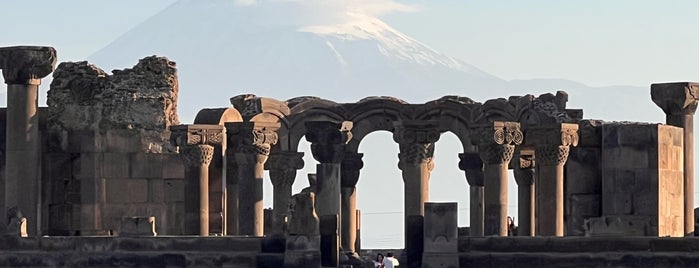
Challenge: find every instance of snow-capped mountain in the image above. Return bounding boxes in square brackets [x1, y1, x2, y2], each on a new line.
[89, 0, 514, 121]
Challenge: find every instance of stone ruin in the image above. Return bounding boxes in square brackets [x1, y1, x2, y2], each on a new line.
[0, 45, 698, 267]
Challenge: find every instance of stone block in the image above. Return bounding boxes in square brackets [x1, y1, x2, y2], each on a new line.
[422, 252, 458, 268]
[284, 251, 321, 268]
[68, 130, 105, 153]
[287, 192, 318, 236]
[286, 235, 321, 251]
[105, 179, 149, 203]
[584, 216, 650, 236]
[424, 202, 458, 253]
[149, 179, 164, 203]
[164, 179, 184, 202]
[407, 215, 424, 266]
[75, 153, 103, 179]
[162, 153, 185, 179]
[102, 153, 130, 179]
[130, 153, 163, 178]
[106, 129, 141, 153]
[319, 215, 339, 267]
[80, 177, 106, 204]
[569, 194, 600, 217]
[119, 216, 156, 236]
[565, 147, 601, 195]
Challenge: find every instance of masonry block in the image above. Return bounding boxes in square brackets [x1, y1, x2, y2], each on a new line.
[164, 179, 185, 202]
[106, 129, 141, 153]
[102, 153, 130, 178]
[105, 179, 149, 203]
[130, 153, 163, 178]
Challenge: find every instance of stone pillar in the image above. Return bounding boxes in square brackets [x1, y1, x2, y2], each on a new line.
[340, 151, 363, 253]
[305, 121, 352, 268]
[0, 46, 56, 236]
[652, 82, 699, 236]
[513, 149, 535, 236]
[393, 120, 440, 268]
[458, 152, 485, 236]
[227, 122, 279, 237]
[472, 122, 522, 236]
[305, 121, 352, 217]
[170, 125, 224, 236]
[422, 202, 459, 268]
[266, 151, 304, 234]
[528, 123, 578, 236]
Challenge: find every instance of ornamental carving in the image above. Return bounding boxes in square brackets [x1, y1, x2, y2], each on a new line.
[471, 121, 523, 147]
[398, 143, 435, 170]
[226, 122, 280, 157]
[478, 143, 515, 165]
[513, 154, 535, 185]
[0, 46, 57, 84]
[535, 145, 570, 166]
[305, 121, 353, 164]
[265, 151, 305, 171]
[180, 144, 215, 167]
[169, 125, 224, 148]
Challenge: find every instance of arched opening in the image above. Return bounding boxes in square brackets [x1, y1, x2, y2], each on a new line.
[355, 131, 403, 249]
[429, 132, 470, 228]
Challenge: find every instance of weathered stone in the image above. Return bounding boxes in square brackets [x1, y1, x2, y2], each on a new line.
[423, 202, 458, 253]
[119, 216, 156, 237]
[287, 192, 319, 236]
[584, 216, 650, 236]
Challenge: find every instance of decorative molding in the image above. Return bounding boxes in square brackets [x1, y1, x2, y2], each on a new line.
[535, 145, 570, 166]
[0, 46, 57, 84]
[226, 121, 280, 157]
[169, 124, 224, 148]
[180, 144, 215, 167]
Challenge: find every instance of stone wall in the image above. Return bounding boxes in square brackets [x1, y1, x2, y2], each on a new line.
[44, 57, 185, 235]
[565, 120, 603, 235]
[596, 123, 684, 237]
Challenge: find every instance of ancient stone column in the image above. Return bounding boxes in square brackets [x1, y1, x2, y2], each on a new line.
[513, 149, 535, 236]
[0, 46, 56, 236]
[472, 122, 523, 236]
[305, 121, 352, 217]
[266, 151, 304, 234]
[458, 152, 485, 236]
[340, 151, 363, 253]
[528, 123, 578, 236]
[227, 122, 279, 237]
[652, 82, 699, 236]
[394, 120, 440, 268]
[170, 125, 224, 236]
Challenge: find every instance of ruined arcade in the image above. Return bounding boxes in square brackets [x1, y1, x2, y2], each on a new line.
[0, 45, 698, 267]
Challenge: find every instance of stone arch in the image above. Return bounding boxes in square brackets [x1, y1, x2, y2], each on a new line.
[281, 97, 347, 152]
[418, 96, 481, 152]
[345, 96, 407, 152]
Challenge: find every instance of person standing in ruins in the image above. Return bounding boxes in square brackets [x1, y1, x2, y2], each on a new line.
[383, 252, 399, 267]
[373, 253, 385, 268]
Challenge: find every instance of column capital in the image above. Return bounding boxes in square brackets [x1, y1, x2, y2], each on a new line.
[266, 151, 304, 188]
[651, 82, 699, 116]
[226, 121, 280, 157]
[513, 151, 535, 186]
[170, 124, 225, 147]
[392, 120, 441, 144]
[458, 152, 484, 186]
[525, 123, 579, 147]
[305, 121, 353, 164]
[180, 144, 215, 167]
[471, 121, 523, 147]
[341, 152, 364, 187]
[0, 46, 57, 85]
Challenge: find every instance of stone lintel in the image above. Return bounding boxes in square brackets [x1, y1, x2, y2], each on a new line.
[0, 46, 57, 84]
[525, 123, 579, 147]
[169, 124, 225, 147]
[651, 82, 699, 116]
[230, 94, 290, 120]
[340, 152, 364, 187]
[470, 121, 523, 146]
[392, 120, 441, 144]
[305, 121, 353, 164]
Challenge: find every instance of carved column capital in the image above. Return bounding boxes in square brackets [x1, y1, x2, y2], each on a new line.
[341, 152, 364, 188]
[472, 121, 522, 165]
[394, 120, 440, 170]
[305, 121, 353, 164]
[525, 123, 578, 166]
[170, 124, 225, 147]
[180, 144, 215, 167]
[513, 151, 535, 186]
[0, 46, 57, 85]
[458, 152, 484, 186]
[651, 82, 699, 116]
[226, 121, 280, 159]
[535, 145, 570, 166]
[266, 151, 305, 188]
